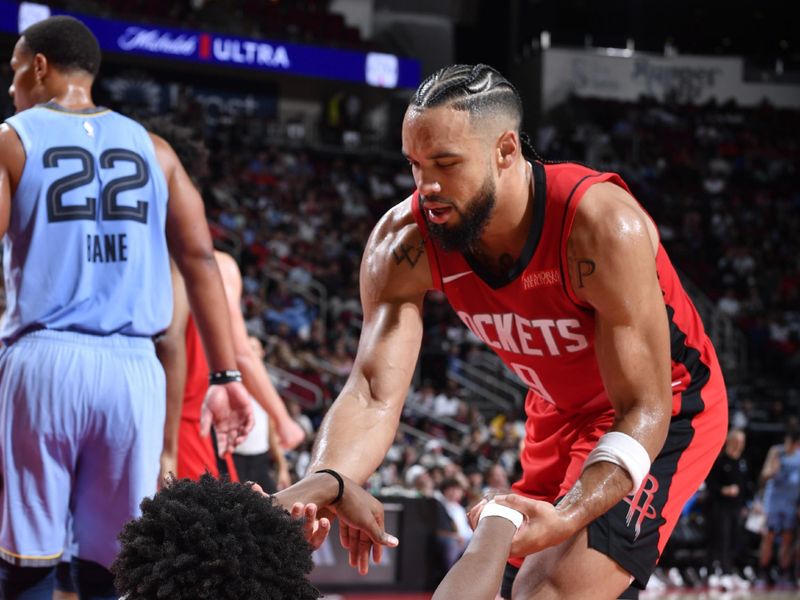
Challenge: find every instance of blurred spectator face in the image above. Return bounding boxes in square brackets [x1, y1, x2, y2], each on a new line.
[467, 470, 484, 490]
[442, 481, 464, 504]
[443, 462, 458, 478]
[414, 471, 435, 496]
[725, 429, 745, 458]
[429, 466, 445, 486]
[485, 464, 509, 490]
[403, 446, 419, 466]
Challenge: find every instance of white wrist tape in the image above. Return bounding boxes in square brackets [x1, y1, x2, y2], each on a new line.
[478, 500, 524, 530]
[582, 432, 651, 494]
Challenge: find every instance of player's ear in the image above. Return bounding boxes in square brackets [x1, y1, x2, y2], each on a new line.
[33, 53, 49, 83]
[496, 130, 518, 171]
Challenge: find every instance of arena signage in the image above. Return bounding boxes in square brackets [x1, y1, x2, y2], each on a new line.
[0, 1, 421, 88]
[541, 47, 800, 110]
[116, 27, 197, 56]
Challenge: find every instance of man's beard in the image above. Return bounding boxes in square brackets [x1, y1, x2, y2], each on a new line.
[424, 177, 496, 253]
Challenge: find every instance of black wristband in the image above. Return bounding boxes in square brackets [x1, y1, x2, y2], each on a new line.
[208, 369, 242, 385]
[315, 469, 344, 504]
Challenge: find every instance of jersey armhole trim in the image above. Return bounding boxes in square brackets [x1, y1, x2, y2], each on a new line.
[410, 192, 444, 292]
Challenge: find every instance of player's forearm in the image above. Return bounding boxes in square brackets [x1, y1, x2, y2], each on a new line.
[236, 351, 291, 423]
[155, 338, 186, 456]
[268, 420, 287, 469]
[273, 472, 340, 510]
[177, 253, 238, 372]
[432, 518, 516, 600]
[556, 405, 669, 534]
[308, 384, 403, 484]
[554, 461, 632, 536]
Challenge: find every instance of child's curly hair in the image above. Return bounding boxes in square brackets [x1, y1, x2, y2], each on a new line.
[113, 474, 320, 599]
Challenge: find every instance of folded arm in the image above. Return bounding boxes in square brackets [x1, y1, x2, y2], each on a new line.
[505, 183, 673, 555]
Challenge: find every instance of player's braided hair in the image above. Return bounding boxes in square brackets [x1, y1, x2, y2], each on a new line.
[410, 64, 579, 166]
[112, 475, 320, 600]
[411, 64, 523, 129]
[21, 16, 101, 76]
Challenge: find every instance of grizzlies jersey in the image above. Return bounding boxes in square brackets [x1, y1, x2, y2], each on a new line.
[764, 447, 800, 509]
[1, 103, 171, 342]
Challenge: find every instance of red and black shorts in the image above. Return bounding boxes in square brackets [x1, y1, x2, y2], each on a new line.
[505, 370, 727, 594]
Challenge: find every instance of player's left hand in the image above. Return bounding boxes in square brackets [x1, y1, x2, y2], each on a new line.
[290, 502, 332, 550]
[329, 480, 399, 575]
[250, 483, 332, 550]
[157, 450, 177, 490]
[200, 381, 254, 456]
[493, 494, 574, 556]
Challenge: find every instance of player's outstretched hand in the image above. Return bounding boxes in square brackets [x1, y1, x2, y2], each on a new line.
[200, 381, 254, 456]
[250, 482, 332, 550]
[493, 494, 573, 556]
[332, 478, 399, 575]
[291, 502, 332, 550]
[157, 450, 177, 490]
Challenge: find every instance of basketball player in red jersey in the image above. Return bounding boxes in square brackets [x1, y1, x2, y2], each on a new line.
[307, 64, 728, 598]
[158, 251, 306, 484]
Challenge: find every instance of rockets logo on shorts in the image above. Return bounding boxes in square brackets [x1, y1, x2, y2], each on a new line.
[623, 474, 659, 540]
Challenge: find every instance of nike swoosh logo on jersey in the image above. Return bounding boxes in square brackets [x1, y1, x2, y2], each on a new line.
[442, 270, 473, 284]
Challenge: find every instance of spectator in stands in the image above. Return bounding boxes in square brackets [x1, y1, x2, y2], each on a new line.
[435, 478, 472, 569]
[484, 463, 510, 493]
[705, 429, 752, 590]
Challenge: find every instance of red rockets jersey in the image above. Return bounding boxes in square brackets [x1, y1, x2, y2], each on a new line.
[182, 314, 209, 421]
[411, 161, 724, 417]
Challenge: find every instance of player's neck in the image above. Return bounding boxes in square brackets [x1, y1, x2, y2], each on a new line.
[48, 82, 95, 111]
[475, 161, 533, 260]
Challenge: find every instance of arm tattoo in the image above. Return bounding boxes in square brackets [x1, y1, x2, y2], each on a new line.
[392, 240, 425, 268]
[577, 259, 596, 288]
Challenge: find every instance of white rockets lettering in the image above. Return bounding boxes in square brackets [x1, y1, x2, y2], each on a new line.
[457, 312, 589, 357]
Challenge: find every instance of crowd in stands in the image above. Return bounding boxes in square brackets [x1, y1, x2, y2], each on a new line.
[2, 53, 799, 589]
[538, 95, 800, 387]
[191, 89, 800, 590]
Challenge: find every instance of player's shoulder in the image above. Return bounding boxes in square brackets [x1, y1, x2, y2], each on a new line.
[0, 123, 25, 170]
[370, 195, 421, 246]
[146, 132, 180, 180]
[0, 122, 20, 146]
[213, 250, 241, 283]
[572, 181, 653, 250]
[362, 194, 432, 300]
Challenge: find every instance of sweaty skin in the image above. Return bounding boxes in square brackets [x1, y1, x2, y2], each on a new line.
[308, 103, 672, 593]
